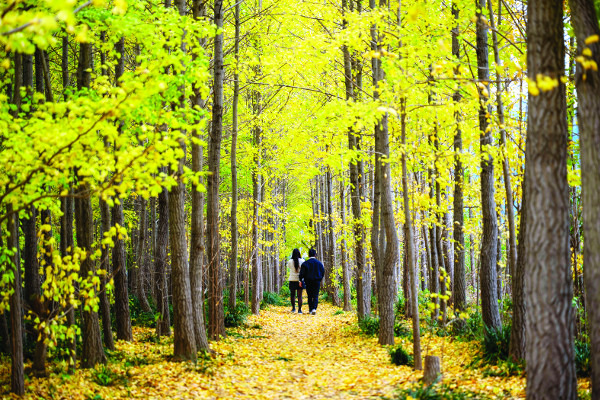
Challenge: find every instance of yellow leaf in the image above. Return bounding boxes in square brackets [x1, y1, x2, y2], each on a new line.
[585, 34, 599, 45]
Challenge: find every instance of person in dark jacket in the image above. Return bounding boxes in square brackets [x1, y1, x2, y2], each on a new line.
[299, 248, 325, 315]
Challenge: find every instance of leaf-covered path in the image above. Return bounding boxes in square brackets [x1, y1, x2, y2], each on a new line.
[6, 303, 592, 399]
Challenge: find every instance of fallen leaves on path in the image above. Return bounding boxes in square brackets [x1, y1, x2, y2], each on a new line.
[0, 304, 591, 399]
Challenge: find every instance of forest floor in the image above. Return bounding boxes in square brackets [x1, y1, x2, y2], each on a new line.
[0, 303, 592, 399]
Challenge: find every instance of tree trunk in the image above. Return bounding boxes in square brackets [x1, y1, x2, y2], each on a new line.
[136, 198, 152, 312]
[326, 164, 340, 306]
[488, 0, 517, 292]
[99, 199, 115, 351]
[525, 0, 576, 395]
[370, 1, 397, 343]
[228, 0, 241, 312]
[8, 207, 24, 395]
[423, 355, 441, 385]
[344, 23, 369, 319]
[401, 100, 422, 370]
[207, 0, 226, 340]
[190, 0, 210, 352]
[452, 1, 466, 328]
[340, 181, 352, 311]
[155, 172, 171, 337]
[76, 41, 106, 368]
[74, 182, 106, 367]
[251, 90, 263, 314]
[112, 37, 133, 342]
[509, 177, 526, 361]
[476, 0, 502, 331]
[568, 0, 600, 395]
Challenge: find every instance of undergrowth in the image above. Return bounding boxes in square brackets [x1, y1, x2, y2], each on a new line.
[393, 381, 495, 399]
[389, 344, 413, 367]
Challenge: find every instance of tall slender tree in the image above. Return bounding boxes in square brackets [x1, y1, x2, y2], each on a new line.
[524, 0, 576, 395]
[568, 0, 600, 395]
[112, 37, 133, 342]
[170, 0, 198, 359]
[76, 41, 106, 368]
[190, 0, 210, 352]
[207, 0, 226, 339]
[229, 0, 241, 311]
[475, 0, 502, 331]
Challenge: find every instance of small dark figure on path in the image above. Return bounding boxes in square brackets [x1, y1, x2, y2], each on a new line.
[287, 248, 305, 313]
[299, 248, 325, 315]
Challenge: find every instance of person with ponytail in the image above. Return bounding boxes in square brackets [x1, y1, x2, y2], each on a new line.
[287, 248, 305, 313]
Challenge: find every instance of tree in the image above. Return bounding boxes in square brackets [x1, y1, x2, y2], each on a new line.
[112, 37, 133, 343]
[170, 0, 198, 360]
[524, 0, 577, 395]
[451, 0, 466, 330]
[476, 0, 502, 331]
[207, 0, 226, 339]
[75, 41, 106, 368]
[190, 0, 210, 352]
[567, 0, 600, 395]
[401, 100, 422, 370]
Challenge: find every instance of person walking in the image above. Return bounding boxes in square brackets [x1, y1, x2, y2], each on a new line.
[300, 248, 325, 315]
[287, 248, 305, 313]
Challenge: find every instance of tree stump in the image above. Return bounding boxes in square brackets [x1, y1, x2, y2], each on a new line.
[423, 355, 442, 385]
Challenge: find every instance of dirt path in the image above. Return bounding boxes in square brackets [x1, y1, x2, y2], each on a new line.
[202, 303, 415, 399]
[11, 303, 565, 399]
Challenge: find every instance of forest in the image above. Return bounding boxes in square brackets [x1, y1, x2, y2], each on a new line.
[0, 0, 598, 398]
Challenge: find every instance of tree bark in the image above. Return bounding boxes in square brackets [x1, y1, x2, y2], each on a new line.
[136, 197, 152, 312]
[76, 41, 106, 368]
[340, 181, 352, 311]
[525, 0, 576, 395]
[251, 91, 263, 315]
[189, 0, 210, 351]
[488, 0, 517, 292]
[207, 0, 226, 340]
[99, 199, 115, 351]
[325, 164, 340, 306]
[112, 37, 133, 342]
[228, 0, 241, 312]
[401, 100, 422, 370]
[8, 207, 24, 395]
[452, 1, 466, 327]
[476, 0, 502, 331]
[509, 177, 526, 361]
[423, 355, 441, 385]
[155, 173, 171, 337]
[568, 0, 600, 395]
[370, 0, 397, 343]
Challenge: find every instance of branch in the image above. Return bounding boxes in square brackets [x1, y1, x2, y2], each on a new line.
[1, 1, 92, 37]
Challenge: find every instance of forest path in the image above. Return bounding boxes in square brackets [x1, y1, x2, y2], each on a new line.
[16, 303, 536, 399]
[205, 303, 414, 399]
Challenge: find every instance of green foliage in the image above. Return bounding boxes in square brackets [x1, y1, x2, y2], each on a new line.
[395, 292, 406, 317]
[394, 320, 412, 338]
[393, 382, 494, 399]
[92, 364, 128, 387]
[279, 283, 291, 299]
[481, 324, 511, 364]
[261, 291, 287, 309]
[358, 315, 380, 336]
[333, 309, 345, 316]
[454, 311, 484, 341]
[129, 296, 157, 328]
[575, 340, 591, 378]
[481, 358, 524, 378]
[225, 303, 250, 328]
[389, 344, 413, 367]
